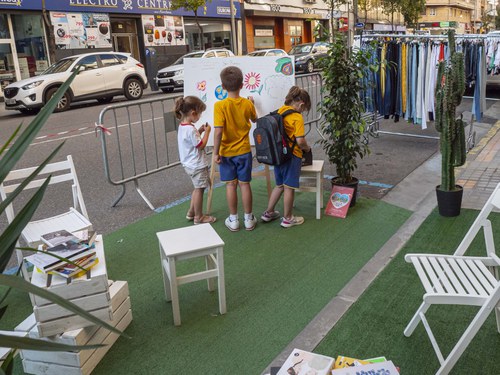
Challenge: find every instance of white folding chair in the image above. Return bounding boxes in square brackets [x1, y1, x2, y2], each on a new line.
[404, 182, 500, 375]
[0, 155, 92, 281]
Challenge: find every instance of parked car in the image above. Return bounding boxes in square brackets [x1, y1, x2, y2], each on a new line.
[3, 52, 148, 114]
[288, 42, 329, 74]
[155, 49, 234, 93]
[246, 49, 288, 57]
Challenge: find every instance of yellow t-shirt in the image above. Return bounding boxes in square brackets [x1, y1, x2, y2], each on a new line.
[278, 105, 304, 159]
[214, 97, 257, 157]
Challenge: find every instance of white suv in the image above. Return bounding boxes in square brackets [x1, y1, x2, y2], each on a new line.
[156, 49, 234, 93]
[3, 52, 148, 114]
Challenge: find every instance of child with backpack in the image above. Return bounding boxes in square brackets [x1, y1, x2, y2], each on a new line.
[261, 86, 312, 228]
[213, 66, 258, 232]
[176, 96, 216, 225]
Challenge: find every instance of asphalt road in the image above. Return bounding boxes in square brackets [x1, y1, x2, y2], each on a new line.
[0, 87, 498, 242]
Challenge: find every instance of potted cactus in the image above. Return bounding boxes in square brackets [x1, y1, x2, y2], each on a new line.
[434, 30, 467, 217]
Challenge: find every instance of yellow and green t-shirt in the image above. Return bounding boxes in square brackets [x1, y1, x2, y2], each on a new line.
[214, 97, 257, 157]
[278, 105, 305, 159]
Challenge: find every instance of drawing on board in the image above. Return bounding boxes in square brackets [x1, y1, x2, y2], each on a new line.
[184, 56, 295, 146]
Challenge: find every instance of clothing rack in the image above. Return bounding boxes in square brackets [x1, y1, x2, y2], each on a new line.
[356, 34, 486, 147]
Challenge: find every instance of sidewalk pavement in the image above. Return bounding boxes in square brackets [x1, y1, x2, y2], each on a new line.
[263, 101, 500, 373]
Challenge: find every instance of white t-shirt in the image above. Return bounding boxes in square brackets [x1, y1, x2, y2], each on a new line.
[177, 123, 208, 170]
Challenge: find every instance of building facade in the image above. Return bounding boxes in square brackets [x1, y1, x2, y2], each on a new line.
[0, 0, 241, 99]
[419, 0, 486, 34]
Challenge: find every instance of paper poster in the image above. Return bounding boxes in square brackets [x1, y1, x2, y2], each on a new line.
[325, 185, 355, 219]
[50, 12, 111, 49]
[142, 15, 185, 47]
[184, 55, 295, 146]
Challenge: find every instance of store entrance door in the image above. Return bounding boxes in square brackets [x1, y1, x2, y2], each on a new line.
[113, 34, 140, 61]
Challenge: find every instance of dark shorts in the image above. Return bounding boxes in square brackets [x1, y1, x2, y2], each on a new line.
[220, 152, 253, 183]
[274, 155, 302, 189]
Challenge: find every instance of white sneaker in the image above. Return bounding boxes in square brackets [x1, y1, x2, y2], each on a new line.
[281, 216, 305, 228]
[225, 216, 240, 232]
[244, 214, 257, 231]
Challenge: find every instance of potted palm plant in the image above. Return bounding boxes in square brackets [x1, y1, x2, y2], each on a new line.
[318, 33, 375, 206]
[434, 30, 467, 217]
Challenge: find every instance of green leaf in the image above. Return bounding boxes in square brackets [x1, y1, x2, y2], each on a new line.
[0, 334, 103, 352]
[0, 274, 130, 339]
[0, 69, 78, 185]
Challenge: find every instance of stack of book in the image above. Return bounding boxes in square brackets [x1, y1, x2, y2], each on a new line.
[25, 229, 98, 281]
[274, 350, 400, 375]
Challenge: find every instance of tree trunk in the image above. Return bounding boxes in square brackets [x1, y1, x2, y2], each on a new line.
[42, 2, 56, 63]
[194, 10, 204, 49]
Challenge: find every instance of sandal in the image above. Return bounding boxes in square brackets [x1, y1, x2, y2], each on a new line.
[186, 213, 194, 221]
[194, 215, 217, 225]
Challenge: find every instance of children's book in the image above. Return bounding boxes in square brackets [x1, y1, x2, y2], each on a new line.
[330, 360, 399, 374]
[50, 256, 99, 278]
[334, 356, 371, 369]
[325, 185, 355, 219]
[25, 244, 94, 272]
[40, 229, 80, 248]
[277, 349, 335, 375]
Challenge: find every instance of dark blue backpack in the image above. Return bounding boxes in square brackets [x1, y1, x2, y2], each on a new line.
[253, 109, 297, 166]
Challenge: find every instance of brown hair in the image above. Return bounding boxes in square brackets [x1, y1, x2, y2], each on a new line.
[174, 96, 206, 119]
[220, 66, 243, 92]
[284, 86, 312, 112]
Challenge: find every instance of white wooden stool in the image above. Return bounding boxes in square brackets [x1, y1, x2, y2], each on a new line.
[157, 224, 226, 326]
[298, 160, 325, 219]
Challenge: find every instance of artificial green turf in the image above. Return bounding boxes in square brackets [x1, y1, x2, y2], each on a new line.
[4, 182, 411, 374]
[314, 209, 500, 375]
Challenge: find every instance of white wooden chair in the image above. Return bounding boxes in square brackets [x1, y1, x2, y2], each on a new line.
[0, 155, 92, 281]
[404, 182, 500, 375]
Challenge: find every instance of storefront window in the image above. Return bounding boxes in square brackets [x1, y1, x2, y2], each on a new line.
[254, 27, 275, 49]
[0, 43, 16, 94]
[185, 20, 231, 51]
[0, 14, 10, 39]
[12, 14, 49, 78]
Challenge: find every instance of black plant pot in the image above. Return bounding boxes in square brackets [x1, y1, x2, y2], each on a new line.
[436, 185, 463, 217]
[331, 177, 359, 207]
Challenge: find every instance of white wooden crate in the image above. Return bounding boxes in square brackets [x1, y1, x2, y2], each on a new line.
[22, 297, 131, 367]
[20, 281, 132, 374]
[27, 281, 128, 345]
[30, 236, 108, 307]
[22, 310, 132, 375]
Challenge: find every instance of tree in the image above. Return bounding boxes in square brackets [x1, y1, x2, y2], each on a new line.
[358, 0, 371, 24]
[380, 0, 402, 32]
[400, 0, 425, 30]
[170, 0, 212, 49]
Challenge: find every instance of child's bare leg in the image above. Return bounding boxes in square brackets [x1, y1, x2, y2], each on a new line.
[266, 185, 284, 213]
[283, 187, 295, 219]
[192, 188, 205, 221]
[187, 193, 195, 218]
[226, 181, 238, 215]
[240, 182, 253, 214]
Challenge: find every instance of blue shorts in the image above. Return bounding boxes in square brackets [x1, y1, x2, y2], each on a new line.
[220, 152, 253, 183]
[274, 155, 302, 189]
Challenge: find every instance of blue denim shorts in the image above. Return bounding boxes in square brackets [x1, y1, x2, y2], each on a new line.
[273, 155, 302, 189]
[220, 152, 253, 183]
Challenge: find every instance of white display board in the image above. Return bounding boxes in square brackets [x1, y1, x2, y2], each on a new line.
[184, 56, 295, 145]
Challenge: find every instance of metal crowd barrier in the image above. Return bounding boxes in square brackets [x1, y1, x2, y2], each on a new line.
[96, 72, 323, 210]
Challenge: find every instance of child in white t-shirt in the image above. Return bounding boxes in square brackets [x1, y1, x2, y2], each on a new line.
[176, 96, 216, 224]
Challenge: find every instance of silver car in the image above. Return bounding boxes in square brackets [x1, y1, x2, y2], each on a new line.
[156, 49, 234, 93]
[3, 52, 148, 114]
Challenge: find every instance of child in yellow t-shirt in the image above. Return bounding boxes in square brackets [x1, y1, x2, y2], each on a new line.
[213, 66, 258, 232]
[261, 86, 312, 228]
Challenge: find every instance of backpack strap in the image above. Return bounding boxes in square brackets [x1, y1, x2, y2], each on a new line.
[274, 109, 299, 152]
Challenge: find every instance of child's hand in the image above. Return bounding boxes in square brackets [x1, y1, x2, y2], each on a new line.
[214, 154, 221, 164]
[205, 124, 211, 132]
[248, 96, 254, 104]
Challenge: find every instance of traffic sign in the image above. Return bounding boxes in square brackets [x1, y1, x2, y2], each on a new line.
[355, 22, 365, 29]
